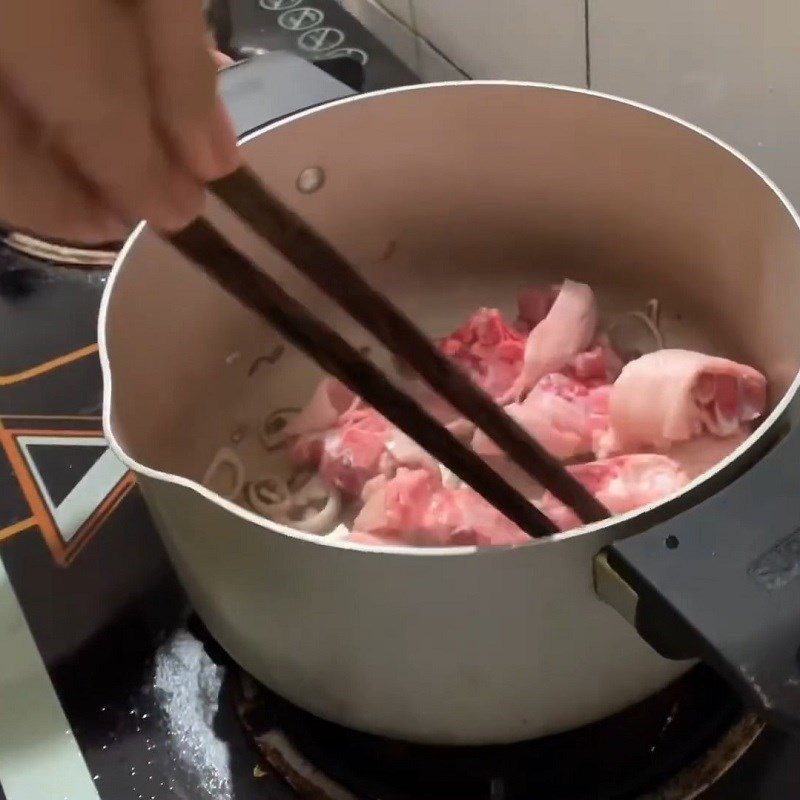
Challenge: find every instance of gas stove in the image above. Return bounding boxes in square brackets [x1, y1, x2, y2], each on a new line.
[0, 5, 799, 800]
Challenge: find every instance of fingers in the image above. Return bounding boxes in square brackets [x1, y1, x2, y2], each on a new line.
[0, 90, 128, 244]
[0, 0, 237, 238]
[206, 28, 236, 69]
[0, 0, 203, 232]
[211, 50, 236, 70]
[138, 0, 239, 182]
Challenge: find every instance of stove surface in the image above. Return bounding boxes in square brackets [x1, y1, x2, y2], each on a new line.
[1, 228, 798, 800]
[0, 8, 799, 799]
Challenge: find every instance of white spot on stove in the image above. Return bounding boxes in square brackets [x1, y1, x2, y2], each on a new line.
[153, 629, 232, 799]
[740, 664, 773, 709]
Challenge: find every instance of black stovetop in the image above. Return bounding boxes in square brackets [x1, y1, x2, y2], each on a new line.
[0, 6, 799, 799]
[3, 252, 798, 800]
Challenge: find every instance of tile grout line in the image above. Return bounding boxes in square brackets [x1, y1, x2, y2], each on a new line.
[406, 0, 421, 76]
[584, 0, 592, 88]
[373, 0, 472, 79]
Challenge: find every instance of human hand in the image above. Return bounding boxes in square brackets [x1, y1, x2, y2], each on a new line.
[0, 0, 240, 243]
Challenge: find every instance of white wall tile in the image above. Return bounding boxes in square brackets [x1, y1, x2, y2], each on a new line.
[374, 0, 414, 27]
[589, 0, 800, 206]
[340, 0, 465, 80]
[410, 0, 587, 85]
[414, 32, 469, 82]
[340, 0, 418, 68]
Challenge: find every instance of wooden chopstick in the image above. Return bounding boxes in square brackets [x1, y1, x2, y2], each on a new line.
[209, 167, 610, 524]
[169, 219, 558, 538]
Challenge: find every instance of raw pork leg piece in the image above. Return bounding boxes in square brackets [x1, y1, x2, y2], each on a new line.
[604, 349, 766, 452]
[538, 453, 689, 531]
[509, 280, 598, 399]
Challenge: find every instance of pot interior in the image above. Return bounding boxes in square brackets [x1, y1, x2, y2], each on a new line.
[102, 83, 800, 536]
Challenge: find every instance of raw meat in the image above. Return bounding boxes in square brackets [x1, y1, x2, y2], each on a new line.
[509, 280, 599, 399]
[317, 407, 392, 496]
[538, 454, 689, 531]
[391, 377, 475, 441]
[286, 378, 359, 464]
[437, 307, 525, 401]
[286, 378, 356, 436]
[567, 334, 624, 383]
[269, 280, 767, 548]
[295, 405, 439, 497]
[473, 373, 611, 461]
[351, 468, 530, 547]
[604, 349, 766, 452]
[668, 430, 749, 479]
[516, 285, 559, 332]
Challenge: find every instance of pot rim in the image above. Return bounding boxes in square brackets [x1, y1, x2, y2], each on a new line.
[98, 79, 800, 557]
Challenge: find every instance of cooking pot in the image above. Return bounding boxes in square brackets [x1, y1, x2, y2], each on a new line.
[99, 53, 800, 744]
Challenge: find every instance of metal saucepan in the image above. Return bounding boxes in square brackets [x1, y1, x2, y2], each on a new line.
[99, 54, 800, 744]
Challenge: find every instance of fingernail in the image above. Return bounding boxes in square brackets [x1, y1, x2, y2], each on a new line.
[212, 50, 235, 70]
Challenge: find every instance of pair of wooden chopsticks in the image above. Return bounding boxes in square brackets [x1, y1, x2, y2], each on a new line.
[168, 166, 610, 538]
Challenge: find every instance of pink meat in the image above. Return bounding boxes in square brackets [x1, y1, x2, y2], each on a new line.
[668, 429, 749, 479]
[286, 378, 356, 436]
[567, 334, 624, 383]
[318, 407, 392, 495]
[291, 398, 440, 496]
[539, 454, 689, 531]
[473, 373, 611, 460]
[509, 280, 599, 399]
[351, 468, 529, 547]
[438, 308, 525, 401]
[607, 349, 767, 451]
[288, 434, 325, 466]
[516, 285, 559, 332]
[393, 378, 475, 442]
[284, 282, 767, 549]
[383, 429, 440, 473]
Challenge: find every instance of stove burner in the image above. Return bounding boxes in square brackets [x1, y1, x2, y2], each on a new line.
[2, 231, 120, 267]
[234, 666, 762, 800]
[645, 716, 761, 800]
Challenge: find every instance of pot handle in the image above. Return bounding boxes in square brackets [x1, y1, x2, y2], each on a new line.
[217, 51, 357, 139]
[597, 418, 800, 734]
